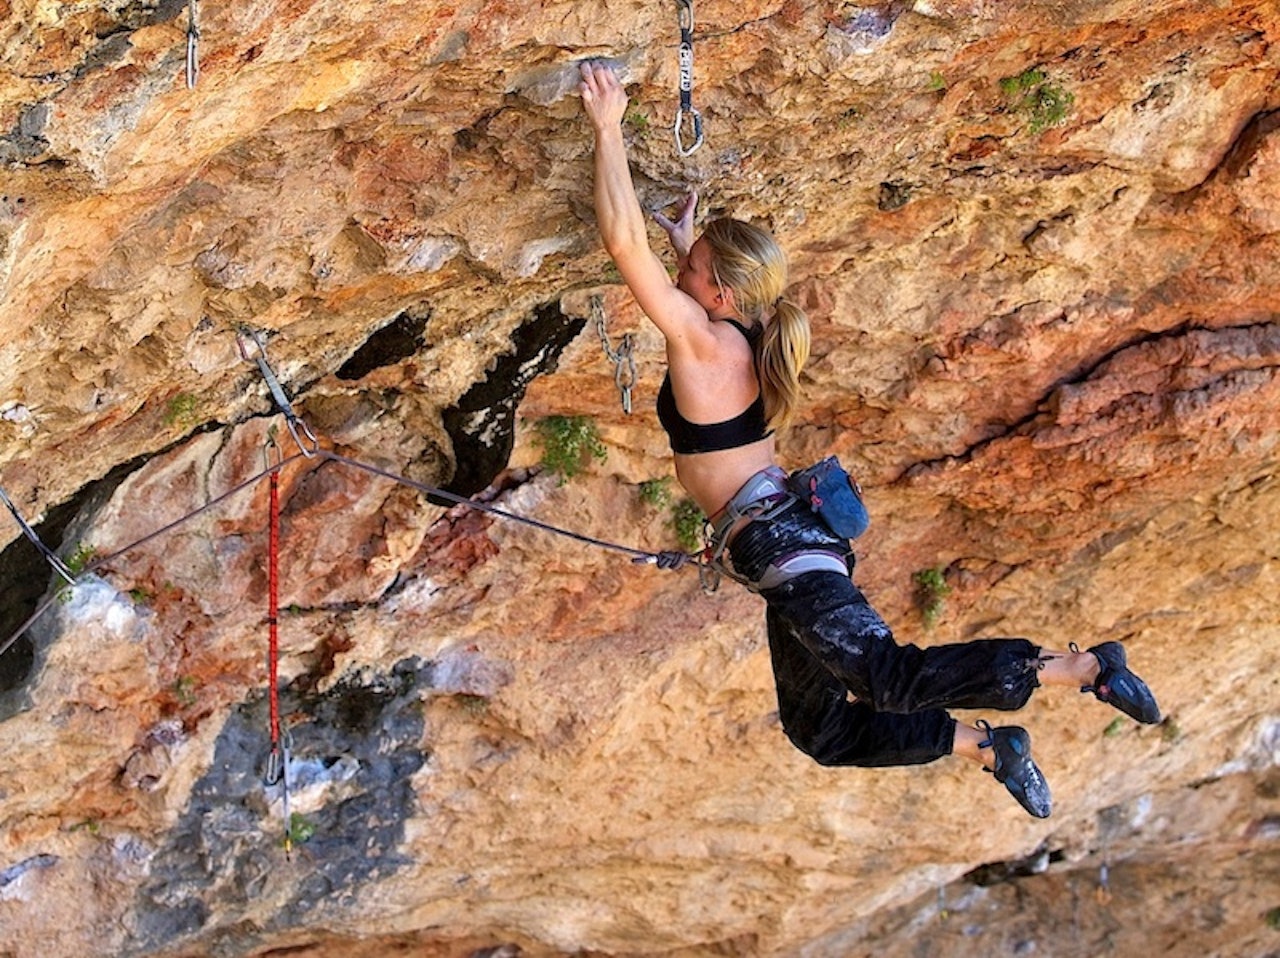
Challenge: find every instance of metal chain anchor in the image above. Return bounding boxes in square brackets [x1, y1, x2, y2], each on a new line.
[592, 295, 637, 414]
[674, 0, 704, 156]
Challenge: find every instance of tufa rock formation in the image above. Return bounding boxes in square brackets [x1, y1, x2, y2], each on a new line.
[0, 0, 1278, 955]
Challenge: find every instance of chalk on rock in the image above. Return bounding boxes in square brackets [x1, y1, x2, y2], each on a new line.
[510, 57, 633, 106]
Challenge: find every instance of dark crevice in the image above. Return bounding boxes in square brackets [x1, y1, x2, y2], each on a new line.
[0, 462, 137, 717]
[964, 844, 1064, 886]
[0, 420, 226, 719]
[98, 0, 189, 35]
[878, 180, 913, 212]
[335, 309, 431, 381]
[441, 302, 587, 498]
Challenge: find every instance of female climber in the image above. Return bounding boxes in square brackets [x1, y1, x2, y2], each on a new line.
[578, 61, 1159, 818]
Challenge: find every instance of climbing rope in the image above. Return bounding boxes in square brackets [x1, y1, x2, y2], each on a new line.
[319, 449, 692, 568]
[0, 340, 701, 666]
[592, 295, 637, 414]
[186, 0, 200, 89]
[237, 338, 689, 567]
[674, 0, 704, 156]
[261, 438, 295, 857]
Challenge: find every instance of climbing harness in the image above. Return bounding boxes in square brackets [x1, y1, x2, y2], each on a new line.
[186, 0, 200, 89]
[694, 464, 858, 595]
[674, 0, 705, 156]
[0, 485, 75, 585]
[261, 437, 295, 857]
[237, 328, 320, 458]
[592, 295, 637, 414]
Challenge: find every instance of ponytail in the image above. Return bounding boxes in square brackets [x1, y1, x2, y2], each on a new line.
[758, 296, 810, 432]
[701, 218, 811, 432]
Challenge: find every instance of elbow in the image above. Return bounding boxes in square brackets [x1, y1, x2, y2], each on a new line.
[600, 228, 647, 263]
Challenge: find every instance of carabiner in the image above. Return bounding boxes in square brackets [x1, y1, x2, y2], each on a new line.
[674, 106, 704, 157]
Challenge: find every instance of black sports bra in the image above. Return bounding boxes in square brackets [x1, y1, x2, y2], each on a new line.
[656, 320, 772, 455]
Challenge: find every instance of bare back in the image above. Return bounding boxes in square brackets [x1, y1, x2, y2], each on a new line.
[663, 329, 779, 516]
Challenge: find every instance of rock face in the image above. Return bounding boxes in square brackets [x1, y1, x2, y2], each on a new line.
[1, 1, 1278, 956]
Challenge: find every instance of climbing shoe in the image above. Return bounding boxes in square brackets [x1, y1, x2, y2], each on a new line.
[977, 720, 1052, 819]
[1078, 641, 1161, 725]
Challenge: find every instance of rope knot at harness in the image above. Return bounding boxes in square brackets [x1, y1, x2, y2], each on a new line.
[648, 550, 693, 570]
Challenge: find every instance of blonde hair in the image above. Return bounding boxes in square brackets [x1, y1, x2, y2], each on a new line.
[701, 218, 810, 431]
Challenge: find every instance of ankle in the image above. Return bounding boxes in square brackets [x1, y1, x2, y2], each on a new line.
[952, 722, 991, 766]
[1037, 647, 1100, 687]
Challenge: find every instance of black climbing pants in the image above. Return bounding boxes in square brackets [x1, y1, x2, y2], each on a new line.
[729, 503, 1041, 768]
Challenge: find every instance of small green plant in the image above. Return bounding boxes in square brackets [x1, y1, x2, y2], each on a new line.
[999, 66, 1074, 133]
[912, 567, 951, 629]
[65, 542, 97, 575]
[57, 542, 98, 602]
[1265, 906, 1280, 930]
[287, 812, 316, 846]
[128, 587, 152, 605]
[671, 498, 705, 552]
[624, 109, 650, 134]
[1161, 717, 1181, 744]
[928, 70, 947, 91]
[639, 477, 673, 509]
[69, 819, 101, 835]
[534, 415, 607, 483]
[164, 392, 200, 429]
[1103, 716, 1126, 739]
[999, 67, 1046, 96]
[173, 676, 198, 708]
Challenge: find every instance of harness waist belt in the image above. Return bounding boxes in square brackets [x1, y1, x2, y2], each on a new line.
[710, 466, 790, 544]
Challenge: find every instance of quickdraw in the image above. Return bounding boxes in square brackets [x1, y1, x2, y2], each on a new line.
[674, 0, 704, 156]
[186, 0, 200, 89]
[237, 328, 320, 458]
[592, 295, 637, 414]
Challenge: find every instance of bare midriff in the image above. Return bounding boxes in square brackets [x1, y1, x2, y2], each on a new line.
[673, 433, 778, 521]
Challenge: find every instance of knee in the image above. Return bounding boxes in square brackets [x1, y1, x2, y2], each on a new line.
[782, 724, 843, 767]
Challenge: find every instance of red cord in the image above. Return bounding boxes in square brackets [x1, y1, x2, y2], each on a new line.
[268, 467, 280, 746]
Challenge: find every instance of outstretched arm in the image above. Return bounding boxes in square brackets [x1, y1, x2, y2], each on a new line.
[579, 62, 712, 355]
